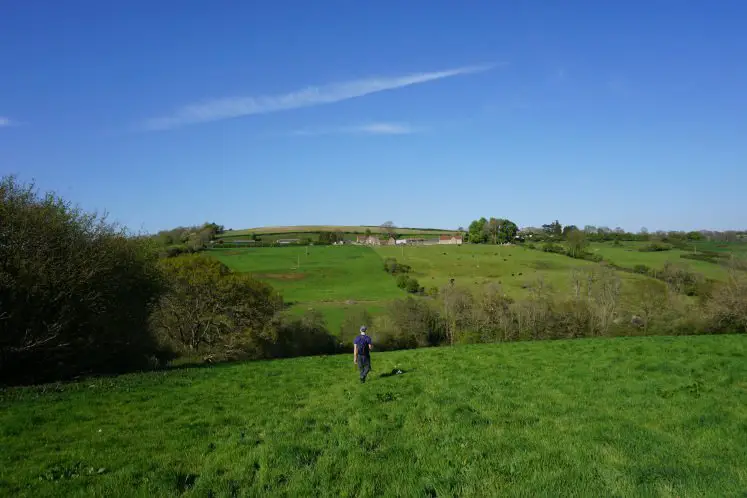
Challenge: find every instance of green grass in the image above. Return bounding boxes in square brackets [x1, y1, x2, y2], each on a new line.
[2, 335, 746, 496]
[375, 244, 652, 302]
[210, 246, 402, 331]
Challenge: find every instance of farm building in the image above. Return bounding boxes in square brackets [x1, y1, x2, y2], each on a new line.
[356, 235, 386, 246]
[439, 235, 463, 245]
[276, 239, 300, 245]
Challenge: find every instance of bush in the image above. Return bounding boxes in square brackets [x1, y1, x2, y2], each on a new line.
[0, 176, 167, 384]
[405, 277, 421, 294]
[542, 242, 566, 254]
[383, 257, 411, 274]
[639, 242, 672, 252]
[633, 264, 651, 275]
[396, 274, 409, 289]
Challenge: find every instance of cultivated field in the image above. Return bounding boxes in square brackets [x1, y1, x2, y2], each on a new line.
[2, 335, 745, 497]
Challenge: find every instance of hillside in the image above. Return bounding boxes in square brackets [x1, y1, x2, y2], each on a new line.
[2, 335, 746, 496]
[210, 242, 738, 332]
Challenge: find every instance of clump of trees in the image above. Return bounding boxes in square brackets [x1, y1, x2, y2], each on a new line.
[467, 217, 518, 244]
[318, 230, 345, 244]
[152, 222, 224, 257]
[149, 254, 282, 361]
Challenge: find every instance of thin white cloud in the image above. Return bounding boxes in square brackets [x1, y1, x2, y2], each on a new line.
[291, 122, 419, 136]
[0, 117, 12, 127]
[143, 64, 493, 130]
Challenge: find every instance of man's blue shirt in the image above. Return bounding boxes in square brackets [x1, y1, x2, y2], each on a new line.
[354, 334, 372, 356]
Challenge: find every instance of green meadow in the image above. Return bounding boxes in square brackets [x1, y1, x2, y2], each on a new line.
[2, 335, 746, 497]
[211, 246, 405, 332]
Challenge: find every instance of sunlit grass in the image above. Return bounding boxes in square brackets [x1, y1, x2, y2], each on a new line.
[2, 335, 746, 497]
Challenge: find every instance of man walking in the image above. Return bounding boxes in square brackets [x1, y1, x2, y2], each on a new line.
[353, 326, 373, 383]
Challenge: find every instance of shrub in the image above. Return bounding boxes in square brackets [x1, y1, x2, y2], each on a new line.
[542, 242, 566, 254]
[383, 257, 411, 274]
[633, 264, 651, 275]
[639, 242, 672, 252]
[0, 176, 167, 384]
[525, 242, 536, 250]
[405, 277, 421, 294]
[396, 274, 409, 289]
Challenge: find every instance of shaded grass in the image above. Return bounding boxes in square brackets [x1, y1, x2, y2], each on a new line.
[1, 335, 746, 496]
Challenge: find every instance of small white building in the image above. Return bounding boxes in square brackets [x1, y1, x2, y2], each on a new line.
[439, 235, 464, 245]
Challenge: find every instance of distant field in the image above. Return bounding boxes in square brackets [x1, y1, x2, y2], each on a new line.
[210, 246, 403, 332]
[223, 225, 455, 237]
[3, 335, 746, 496]
[375, 244, 653, 303]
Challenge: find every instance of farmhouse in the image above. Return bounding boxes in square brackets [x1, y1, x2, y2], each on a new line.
[439, 235, 464, 245]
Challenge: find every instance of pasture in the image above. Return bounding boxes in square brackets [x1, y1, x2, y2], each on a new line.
[588, 242, 732, 280]
[211, 246, 404, 332]
[2, 335, 745, 497]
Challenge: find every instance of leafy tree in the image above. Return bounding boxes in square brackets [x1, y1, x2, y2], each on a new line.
[486, 218, 500, 244]
[0, 176, 166, 383]
[497, 219, 518, 243]
[566, 229, 589, 258]
[151, 254, 282, 355]
[542, 220, 562, 237]
[687, 231, 703, 241]
[467, 217, 488, 244]
[562, 225, 579, 238]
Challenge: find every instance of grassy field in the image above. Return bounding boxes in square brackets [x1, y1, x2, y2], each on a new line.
[210, 242, 745, 333]
[211, 246, 403, 332]
[2, 335, 746, 497]
[375, 244, 654, 302]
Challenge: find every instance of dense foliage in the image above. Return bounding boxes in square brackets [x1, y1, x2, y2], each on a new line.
[0, 176, 167, 383]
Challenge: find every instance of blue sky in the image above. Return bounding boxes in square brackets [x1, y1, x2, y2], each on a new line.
[1, 1, 746, 233]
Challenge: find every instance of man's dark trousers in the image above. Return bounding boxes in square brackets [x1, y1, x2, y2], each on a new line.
[357, 355, 371, 382]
